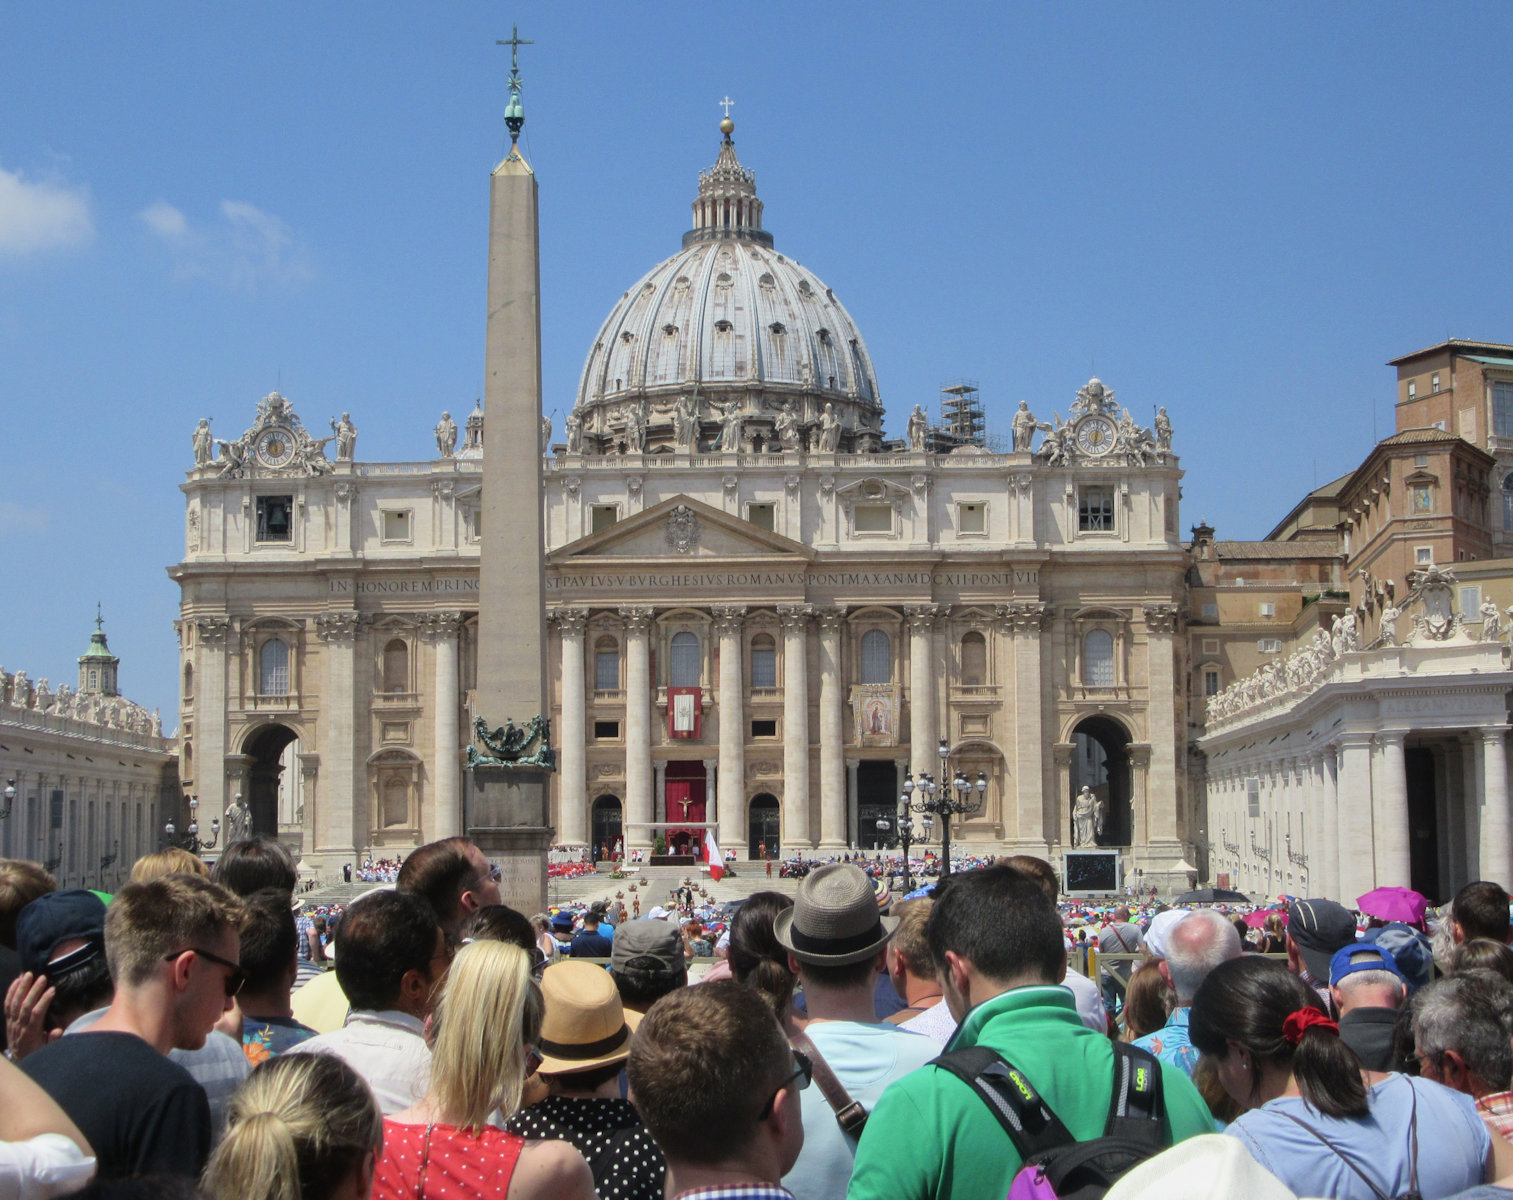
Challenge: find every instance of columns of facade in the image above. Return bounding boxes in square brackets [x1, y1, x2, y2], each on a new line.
[700, 760, 716, 842]
[1000, 603, 1047, 848]
[193, 618, 232, 826]
[1480, 726, 1513, 885]
[551, 609, 588, 847]
[1373, 732, 1410, 889]
[817, 609, 847, 850]
[778, 605, 811, 850]
[713, 606, 747, 851]
[1463, 736, 1484, 881]
[1052, 743, 1075, 850]
[906, 606, 939, 780]
[315, 611, 364, 864]
[1141, 603, 1181, 845]
[620, 608, 654, 852]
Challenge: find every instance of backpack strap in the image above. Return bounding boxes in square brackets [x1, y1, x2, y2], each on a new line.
[1103, 1042, 1168, 1146]
[930, 1045, 1076, 1163]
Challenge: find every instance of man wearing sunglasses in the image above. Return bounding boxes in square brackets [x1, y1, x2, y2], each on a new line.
[19, 874, 246, 1181]
[629, 981, 806, 1200]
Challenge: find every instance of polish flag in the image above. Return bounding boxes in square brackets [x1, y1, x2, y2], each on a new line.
[705, 830, 724, 882]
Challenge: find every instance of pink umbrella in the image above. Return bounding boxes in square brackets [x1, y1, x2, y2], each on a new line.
[1245, 908, 1286, 929]
[1357, 886, 1428, 926]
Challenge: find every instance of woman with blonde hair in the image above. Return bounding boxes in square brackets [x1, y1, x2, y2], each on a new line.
[203, 1053, 382, 1200]
[128, 846, 209, 882]
[372, 940, 594, 1200]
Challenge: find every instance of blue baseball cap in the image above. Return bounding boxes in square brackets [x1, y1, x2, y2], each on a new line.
[1329, 942, 1407, 988]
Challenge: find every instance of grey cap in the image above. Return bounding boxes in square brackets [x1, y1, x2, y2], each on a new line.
[610, 918, 683, 974]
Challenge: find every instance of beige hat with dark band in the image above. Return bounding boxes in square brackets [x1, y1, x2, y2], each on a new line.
[535, 960, 641, 1075]
[774, 863, 899, 966]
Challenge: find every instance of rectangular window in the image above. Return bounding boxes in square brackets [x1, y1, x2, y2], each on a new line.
[746, 503, 775, 532]
[1246, 778, 1261, 819]
[1407, 380, 1417, 399]
[1259, 602, 1275, 618]
[1078, 487, 1115, 532]
[255, 496, 293, 542]
[751, 719, 778, 738]
[854, 504, 893, 533]
[1432, 372, 1441, 393]
[750, 645, 777, 688]
[1202, 603, 1219, 622]
[957, 502, 986, 534]
[593, 720, 620, 740]
[1204, 669, 1221, 696]
[1494, 383, 1513, 438]
[1202, 638, 1220, 654]
[591, 505, 619, 533]
[1257, 638, 1282, 653]
[382, 510, 411, 542]
[1415, 546, 1433, 566]
[1460, 585, 1483, 620]
[594, 649, 619, 691]
[49, 790, 63, 829]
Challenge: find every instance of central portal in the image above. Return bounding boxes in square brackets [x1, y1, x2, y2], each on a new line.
[664, 761, 708, 856]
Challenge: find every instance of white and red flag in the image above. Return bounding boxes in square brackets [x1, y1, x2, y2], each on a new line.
[704, 830, 724, 881]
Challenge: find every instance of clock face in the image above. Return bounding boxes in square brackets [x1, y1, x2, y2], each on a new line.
[256, 427, 296, 468]
[1075, 415, 1117, 457]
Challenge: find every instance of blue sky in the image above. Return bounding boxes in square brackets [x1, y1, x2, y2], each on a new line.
[3, 3, 1511, 723]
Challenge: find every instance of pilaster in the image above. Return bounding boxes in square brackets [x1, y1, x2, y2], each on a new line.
[817, 608, 848, 849]
[420, 611, 465, 840]
[713, 605, 747, 852]
[619, 607, 654, 851]
[315, 610, 364, 865]
[550, 608, 589, 847]
[778, 604, 811, 850]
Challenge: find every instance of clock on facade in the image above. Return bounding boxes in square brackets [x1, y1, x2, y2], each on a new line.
[255, 427, 297, 468]
[1074, 415, 1117, 457]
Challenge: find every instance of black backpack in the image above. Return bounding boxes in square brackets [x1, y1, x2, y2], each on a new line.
[931, 1041, 1169, 1200]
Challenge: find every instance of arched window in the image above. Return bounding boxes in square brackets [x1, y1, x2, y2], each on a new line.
[860, 630, 891, 684]
[259, 639, 290, 696]
[1083, 629, 1115, 688]
[960, 631, 987, 685]
[670, 632, 701, 687]
[594, 637, 620, 691]
[1502, 473, 1513, 532]
[751, 634, 777, 688]
[182, 663, 193, 700]
[382, 639, 408, 693]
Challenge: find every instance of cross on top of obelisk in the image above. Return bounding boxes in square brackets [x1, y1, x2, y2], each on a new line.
[719, 95, 735, 118]
[497, 23, 533, 147]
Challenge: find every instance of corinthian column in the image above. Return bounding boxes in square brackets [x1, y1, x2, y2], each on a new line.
[620, 608, 654, 853]
[779, 605, 812, 850]
[553, 609, 589, 848]
[420, 611, 464, 839]
[315, 611, 364, 867]
[1482, 726, 1512, 885]
[817, 608, 848, 850]
[999, 602, 1047, 847]
[713, 606, 747, 852]
[906, 606, 940, 779]
[1142, 602, 1181, 846]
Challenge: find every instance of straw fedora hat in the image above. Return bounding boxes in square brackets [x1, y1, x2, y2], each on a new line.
[535, 960, 641, 1075]
[774, 863, 899, 966]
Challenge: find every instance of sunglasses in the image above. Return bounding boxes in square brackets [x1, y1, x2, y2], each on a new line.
[759, 1048, 813, 1119]
[525, 1044, 544, 1076]
[481, 864, 502, 884]
[166, 946, 247, 998]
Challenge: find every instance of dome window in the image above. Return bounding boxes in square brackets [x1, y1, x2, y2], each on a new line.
[674, 276, 691, 293]
[663, 324, 679, 336]
[759, 273, 776, 290]
[641, 282, 656, 295]
[715, 320, 733, 334]
[715, 272, 733, 291]
[826, 288, 835, 302]
[620, 331, 635, 344]
[798, 279, 812, 296]
[769, 322, 786, 335]
[816, 327, 832, 345]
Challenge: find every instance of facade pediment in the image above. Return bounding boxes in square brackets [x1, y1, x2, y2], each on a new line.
[551, 495, 815, 562]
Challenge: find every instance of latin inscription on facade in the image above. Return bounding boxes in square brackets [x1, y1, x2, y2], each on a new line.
[544, 569, 1038, 591]
[329, 577, 479, 594]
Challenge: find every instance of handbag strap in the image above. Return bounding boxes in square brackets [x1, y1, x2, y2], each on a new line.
[790, 1030, 869, 1137]
[1271, 1109, 1390, 1200]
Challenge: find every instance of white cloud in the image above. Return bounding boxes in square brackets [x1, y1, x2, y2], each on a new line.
[139, 198, 313, 290]
[0, 164, 93, 256]
[0, 501, 51, 537]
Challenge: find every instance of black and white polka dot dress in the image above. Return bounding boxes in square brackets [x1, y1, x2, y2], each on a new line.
[507, 1096, 666, 1200]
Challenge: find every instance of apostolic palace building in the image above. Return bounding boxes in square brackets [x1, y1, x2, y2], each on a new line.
[168, 120, 1198, 887]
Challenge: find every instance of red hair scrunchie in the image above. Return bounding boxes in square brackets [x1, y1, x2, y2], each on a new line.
[1283, 1007, 1339, 1045]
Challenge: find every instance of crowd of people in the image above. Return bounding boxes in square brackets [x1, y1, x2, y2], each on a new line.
[5, 839, 1513, 1199]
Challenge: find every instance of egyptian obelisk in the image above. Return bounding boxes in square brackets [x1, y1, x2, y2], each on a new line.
[468, 26, 553, 914]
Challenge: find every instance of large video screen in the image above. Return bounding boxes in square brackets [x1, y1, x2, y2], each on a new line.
[1064, 852, 1119, 894]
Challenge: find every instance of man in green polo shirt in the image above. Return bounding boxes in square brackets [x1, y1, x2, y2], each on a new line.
[846, 866, 1214, 1200]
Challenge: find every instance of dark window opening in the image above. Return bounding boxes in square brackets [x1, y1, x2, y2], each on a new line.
[593, 720, 620, 739]
[256, 496, 293, 542]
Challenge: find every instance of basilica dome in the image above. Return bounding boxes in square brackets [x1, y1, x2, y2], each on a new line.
[571, 121, 883, 455]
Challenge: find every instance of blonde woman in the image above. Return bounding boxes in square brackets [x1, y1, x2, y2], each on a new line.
[371, 941, 594, 1200]
[203, 1052, 382, 1200]
[128, 846, 209, 881]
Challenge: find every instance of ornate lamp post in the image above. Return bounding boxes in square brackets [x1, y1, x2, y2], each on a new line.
[1, 779, 15, 821]
[163, 794, 220, 856]
[902, 739, 988, 880]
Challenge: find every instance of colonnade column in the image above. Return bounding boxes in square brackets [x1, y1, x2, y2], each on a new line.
[1001, 603, 1046, 849]
[551, 609, 587, 847]
[1335, 735, 1374, 902]
[654, 762, 668, 829]
[315, 611, 363, 866]
[619, 608, 654, 853]
[906, 606, 939, 779]
[712, 606, 747, 852]
[700, 760, 715, 842]
[1374, 732, 1411, 889]
[779, 605, 811, 850]
[1481, 726, 1513, 884]
[817, 609, 848, 850]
